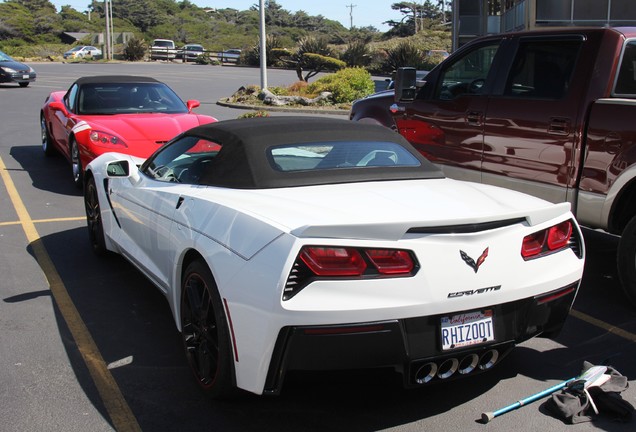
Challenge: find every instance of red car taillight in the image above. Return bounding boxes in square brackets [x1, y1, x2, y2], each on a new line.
[521, 220, 573, 260]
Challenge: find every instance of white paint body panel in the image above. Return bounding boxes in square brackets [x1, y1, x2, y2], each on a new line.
[87, 153, 585, 394]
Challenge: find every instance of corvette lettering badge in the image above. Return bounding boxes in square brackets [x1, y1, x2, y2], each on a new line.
[460, 247, 489, 273]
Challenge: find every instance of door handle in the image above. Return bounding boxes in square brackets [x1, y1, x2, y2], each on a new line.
[548, 117, 570, 135]
[466, 111, 483, 126]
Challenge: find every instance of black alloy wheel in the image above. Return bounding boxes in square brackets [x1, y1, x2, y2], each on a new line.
[181, 260, 235, 398]
[84, 175, 106, 256]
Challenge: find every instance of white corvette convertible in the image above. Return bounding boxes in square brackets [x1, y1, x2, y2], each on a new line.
[83, 116, 585, 397]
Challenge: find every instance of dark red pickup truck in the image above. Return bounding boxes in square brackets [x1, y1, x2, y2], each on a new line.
[350, 27, 636, 304]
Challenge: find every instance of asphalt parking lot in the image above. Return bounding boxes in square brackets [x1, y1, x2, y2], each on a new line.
[1, 62, 635, 432]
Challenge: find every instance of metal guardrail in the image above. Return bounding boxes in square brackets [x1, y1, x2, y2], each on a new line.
[149, 47, 241, 64]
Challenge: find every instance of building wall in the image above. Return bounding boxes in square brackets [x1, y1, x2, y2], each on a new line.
[453, 0, 636, 50]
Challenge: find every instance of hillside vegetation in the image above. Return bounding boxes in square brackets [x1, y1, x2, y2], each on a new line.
[1, 0, 451, 70]
[1, 0, 451, 107]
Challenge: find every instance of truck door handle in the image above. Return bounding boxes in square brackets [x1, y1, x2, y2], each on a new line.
[466, 111, 483, 126]
[548, 117, 570, 135]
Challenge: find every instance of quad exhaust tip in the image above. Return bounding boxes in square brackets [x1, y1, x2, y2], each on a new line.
[413, 349, 500, 384]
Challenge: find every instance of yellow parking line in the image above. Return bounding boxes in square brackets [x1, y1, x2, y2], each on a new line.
[570, 309, 636, 343]
[0, 216, 86, 227]
[0, 156, 141, 432]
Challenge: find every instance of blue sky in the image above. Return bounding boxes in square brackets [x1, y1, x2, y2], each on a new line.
[50, 0, 401, 31]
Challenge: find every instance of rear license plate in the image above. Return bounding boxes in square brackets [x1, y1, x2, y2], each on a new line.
[441, 310, 494, 351]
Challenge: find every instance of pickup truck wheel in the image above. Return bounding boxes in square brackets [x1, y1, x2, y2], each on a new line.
[617, 216, 636, 306]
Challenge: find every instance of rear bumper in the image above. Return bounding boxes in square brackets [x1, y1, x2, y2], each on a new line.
[263, 281, 578, 395]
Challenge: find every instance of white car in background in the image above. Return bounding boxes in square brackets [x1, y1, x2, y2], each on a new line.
[63, 45, 102, 60]
[83, 117, 585, 397]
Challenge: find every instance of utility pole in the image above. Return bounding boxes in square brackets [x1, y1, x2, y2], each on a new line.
[104, 0, 111, 60]
[259, 0, 268, 90]
[346, 3, 356, 29]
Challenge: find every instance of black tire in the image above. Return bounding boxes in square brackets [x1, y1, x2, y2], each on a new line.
[181, 260, 236, 398]
[617, 216, 636, 306]
[84, 175, 107, 256]
[41, 114, 55, 156]
[70, 138, 83, 189]
[19, 82, 29, 88]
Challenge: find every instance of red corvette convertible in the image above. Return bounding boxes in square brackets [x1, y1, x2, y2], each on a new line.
[40, 75, 217, 187]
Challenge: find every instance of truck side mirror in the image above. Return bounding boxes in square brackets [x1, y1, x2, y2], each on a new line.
[394, 67, 417, 102]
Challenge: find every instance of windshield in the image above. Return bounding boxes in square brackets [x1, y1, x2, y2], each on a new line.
[0, 51, 14, 62]
[78, 82, 188, 115]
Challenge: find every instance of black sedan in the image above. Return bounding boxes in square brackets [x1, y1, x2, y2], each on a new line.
[0, 50, 36, 87]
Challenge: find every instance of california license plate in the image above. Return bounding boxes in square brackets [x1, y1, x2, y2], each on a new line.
[22, 74, 29, 79]
[441, 310, 494, 351]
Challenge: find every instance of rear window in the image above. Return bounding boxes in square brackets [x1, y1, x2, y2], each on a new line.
[615, 40, 636, 97]
[269, 141, 421, 172]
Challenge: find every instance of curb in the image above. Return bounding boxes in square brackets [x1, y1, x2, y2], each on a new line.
[216, 98, 349, 116]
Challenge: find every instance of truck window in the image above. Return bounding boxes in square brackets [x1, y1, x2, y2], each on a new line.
[504, 40, 581, 99]
[435, 42, 500, 100]
[615, 40, 636, 97]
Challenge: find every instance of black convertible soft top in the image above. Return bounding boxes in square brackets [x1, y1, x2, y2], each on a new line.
[156, 116, 444, 189]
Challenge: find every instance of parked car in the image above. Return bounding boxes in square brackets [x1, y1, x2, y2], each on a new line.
[0, 50, 36, 87]
[350, 26, 636, 305]
[40, 75, 216, 188]
[177, 44, 205, 61]
[218, 48, 241, 63]
[150, 39, 178, 61]
[63, 45, 102, 60]
[426, 49, 450, 59]
[83, 116, 584, 397]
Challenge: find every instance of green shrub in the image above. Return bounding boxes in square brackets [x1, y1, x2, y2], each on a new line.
[268, 86, 289, 96]
[123, 37, 146, 61]
[1, 42, 67, 59]
[238, 110, 270, 119]
[307, 67, 374, 104]
[341, 39, 372, 67]
[385, 40, 425, 71]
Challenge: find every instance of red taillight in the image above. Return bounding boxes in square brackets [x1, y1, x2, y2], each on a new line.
[547, 221, 572, 250]
[521, 231, 547, 258]
[365, 249, 414, 274]
[299, 247, 367, 276]
[521, 220, 573, 259]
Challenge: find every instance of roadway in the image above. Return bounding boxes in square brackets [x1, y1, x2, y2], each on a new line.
[0, 62, 635, 432]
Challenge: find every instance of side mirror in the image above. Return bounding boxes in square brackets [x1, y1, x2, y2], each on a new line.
[106, 159, 141, 184]
[49, 101, 69, 116]
[394, 67, 417, 102]
[106, 160, 130, 177]
[186, 100, 200, 111]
